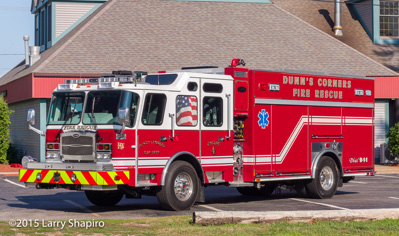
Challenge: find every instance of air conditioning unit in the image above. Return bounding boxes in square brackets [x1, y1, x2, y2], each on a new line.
[380, 143, 388, 164]
[380, 143, 396, 163]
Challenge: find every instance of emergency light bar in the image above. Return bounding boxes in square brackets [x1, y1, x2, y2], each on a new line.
[58, 84, 77, 90]
[99, 82, 119, 88]
[64, 71, 148, 85]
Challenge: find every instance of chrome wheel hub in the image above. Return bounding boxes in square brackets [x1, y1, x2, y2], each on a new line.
[174, 172, 193, 201]
[320, 166, 334, 191]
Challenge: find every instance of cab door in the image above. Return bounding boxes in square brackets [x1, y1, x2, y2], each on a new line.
[200, 79, 234, 182]
[173, 78, 201, 160]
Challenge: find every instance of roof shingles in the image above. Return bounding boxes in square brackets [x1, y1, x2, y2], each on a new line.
[0, 0, 395, 87]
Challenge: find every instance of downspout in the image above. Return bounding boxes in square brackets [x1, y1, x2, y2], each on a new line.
[333, 0, 343, 36]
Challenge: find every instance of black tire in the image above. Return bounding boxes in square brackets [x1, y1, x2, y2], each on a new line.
[85, 190, 124, 206]
[306, 156, 339, 199]
[259, 182, 276, 197]
[156, 161, 199, 211]
[294, 181, 308, 197]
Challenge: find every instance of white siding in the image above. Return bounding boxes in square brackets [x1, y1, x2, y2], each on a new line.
[374, 100, 387, 161]
[353, 0, 373, 36]
[55, 2, 97, 37]
[9, 99, 41, 160]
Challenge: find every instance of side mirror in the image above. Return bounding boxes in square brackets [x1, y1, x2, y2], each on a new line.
[118, 107, 130, 126]
[27, 109, 35, 126]
[27, 109, 45, 136]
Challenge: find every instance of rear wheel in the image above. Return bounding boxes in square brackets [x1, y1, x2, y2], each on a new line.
[306, 156, 338, 199]
[85, 190, 124, 206]
[259, 182, 276, 197]
[156, 161, 199, 211]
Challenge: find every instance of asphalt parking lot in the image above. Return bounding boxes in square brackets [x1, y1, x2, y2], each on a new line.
[1, 169, 399, 221]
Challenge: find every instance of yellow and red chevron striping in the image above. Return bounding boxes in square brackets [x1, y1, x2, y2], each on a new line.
[19, 169, 130, 185]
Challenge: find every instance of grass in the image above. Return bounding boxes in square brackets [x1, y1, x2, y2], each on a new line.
[1, 216, 399, 235]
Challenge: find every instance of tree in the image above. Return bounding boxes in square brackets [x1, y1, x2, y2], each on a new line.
[0, 96, 13, 164]
[386, 122, 399, 159]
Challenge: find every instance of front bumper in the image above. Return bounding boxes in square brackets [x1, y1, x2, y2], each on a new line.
[19, 169, 130, 187]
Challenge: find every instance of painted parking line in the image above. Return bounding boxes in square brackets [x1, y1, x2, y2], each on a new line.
[198, 205, 224, 212]
[350, 181, 367, 184]
[389, 197, 399, 200]
[4, 179, 26, 188]
[290, 198, 349, 210]
[64, 200, 100, 217]
[378, 175, 399, 179]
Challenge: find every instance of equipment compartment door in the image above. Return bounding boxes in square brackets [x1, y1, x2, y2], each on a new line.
[271, 105, 309, 175]
[253, 104, 272, 177]
[342, 107, 374, 172]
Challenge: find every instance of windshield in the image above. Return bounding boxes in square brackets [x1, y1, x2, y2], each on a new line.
[47, 92, 85, 125]
[83, 90, 139, 126]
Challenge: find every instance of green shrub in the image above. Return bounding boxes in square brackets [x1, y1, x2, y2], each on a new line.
[7, 143, 19, 164]
[386, 122, 399, 158]
[0, 96, 14, 164]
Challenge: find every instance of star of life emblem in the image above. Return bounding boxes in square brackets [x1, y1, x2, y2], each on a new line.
[258, 109, 269, 129]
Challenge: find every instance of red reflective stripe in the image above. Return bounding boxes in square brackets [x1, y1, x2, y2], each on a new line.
[40, 170, 49, 182]
[82, 171, 97, 185]
[99, 172, 116, 185]
[118, 171, 129, 184]
[58, 176, 65, 184]
[20, 169, 33, 182]
[49, 173, 56, 183]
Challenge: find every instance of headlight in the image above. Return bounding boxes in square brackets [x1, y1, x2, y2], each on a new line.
[46, 151, 60, 161]
[97, 152, 111, 161]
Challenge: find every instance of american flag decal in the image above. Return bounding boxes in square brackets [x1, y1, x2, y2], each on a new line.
[176, 96, 198, 126]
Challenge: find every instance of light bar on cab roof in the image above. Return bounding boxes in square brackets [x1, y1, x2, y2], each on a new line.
[58, 84, 77, 90]
[64, 71, 148, 85]
[65, 78, 98, 84]
[99, 82, 119, 89]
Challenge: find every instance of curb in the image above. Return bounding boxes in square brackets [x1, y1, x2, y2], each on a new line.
[193, 209, 399, 225]
[0, 172, 19, 177]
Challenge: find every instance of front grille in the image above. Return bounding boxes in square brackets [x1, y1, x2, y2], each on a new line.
[60, 132, 96, 162]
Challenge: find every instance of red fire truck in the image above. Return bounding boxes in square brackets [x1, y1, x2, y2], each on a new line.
[19, 59, 374, 210]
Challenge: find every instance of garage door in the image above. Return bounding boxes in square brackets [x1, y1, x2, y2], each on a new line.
[374, 100, 387, 163]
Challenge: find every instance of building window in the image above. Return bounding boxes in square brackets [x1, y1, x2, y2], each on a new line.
[380, 1, 399, 37]
[47, 4, 52, 43]
[40, 9, 45, 46]
[35, 14, 39, 46]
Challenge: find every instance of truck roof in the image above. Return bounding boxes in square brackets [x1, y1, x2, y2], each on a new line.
[54, 72, 233, 93]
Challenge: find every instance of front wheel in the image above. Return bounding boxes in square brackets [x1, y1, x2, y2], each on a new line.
[85, 190, 124, 206]
[306, 156, 339, 199]
[156, 161, 199, 211]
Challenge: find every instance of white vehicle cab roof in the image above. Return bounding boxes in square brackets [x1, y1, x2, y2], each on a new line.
[54, 70, 233, 93]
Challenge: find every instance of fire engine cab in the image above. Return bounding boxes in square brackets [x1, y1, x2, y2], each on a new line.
[19, 59, 374, 211]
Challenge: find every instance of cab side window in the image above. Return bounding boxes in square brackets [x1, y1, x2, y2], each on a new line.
[203, 97, 223, 126]
[142, 94, 166, 125]
[176, 95, 198, 126]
